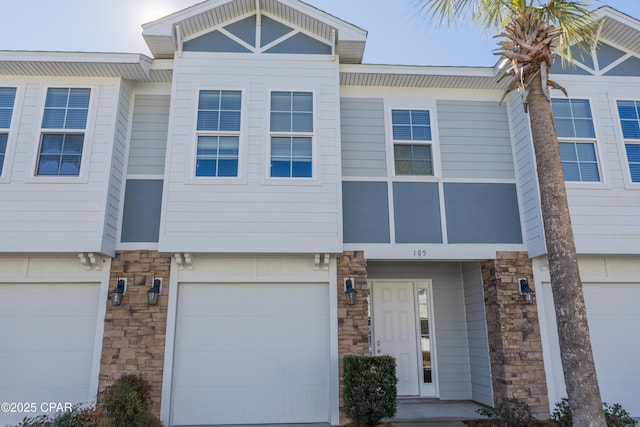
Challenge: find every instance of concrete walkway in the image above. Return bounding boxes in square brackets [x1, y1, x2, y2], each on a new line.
[385, 399, 487, 426]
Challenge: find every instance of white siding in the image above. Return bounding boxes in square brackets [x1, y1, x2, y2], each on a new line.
[0, 77, 122, 255]
[552, 78, 640, 255]
[160, 53, 341, 253]
[438, 100, 515, 180]
[101, 79, 133, 254]
[368, 261, 472, 400]
[507, 92, 546, 257]
[462, 262, 493, 406]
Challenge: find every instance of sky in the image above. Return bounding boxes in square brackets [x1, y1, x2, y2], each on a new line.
[1, 0, 639, 67]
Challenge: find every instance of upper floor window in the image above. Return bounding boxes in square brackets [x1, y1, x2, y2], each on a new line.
[616, 100, 640, 183]
[270, 91, 313, 178]
[392, 109, 433, 175]
[0, 87, 16, 176]
[195, 90, 241, 177]
[36, 88, 90, 176]
[552, 98, 600, 182]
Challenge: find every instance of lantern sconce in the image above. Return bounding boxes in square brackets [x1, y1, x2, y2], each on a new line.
[344, 278, 357, 306]
[109, 278, 127, 307]
[519, 278, 534, 305]
[147, 278, 162, 306]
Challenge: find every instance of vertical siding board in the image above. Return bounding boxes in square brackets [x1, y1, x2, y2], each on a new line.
[462, 262, 493, 406]
[437, 100, 515, 180]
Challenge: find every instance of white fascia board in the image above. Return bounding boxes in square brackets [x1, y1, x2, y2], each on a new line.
[142, 0, 232, 36]
[278, 0, 367, 42]
[150, 59, 174, 70]
[0, 50, 150, 64]
[593, 6, 640, 31]
[340, 63, 498, 78]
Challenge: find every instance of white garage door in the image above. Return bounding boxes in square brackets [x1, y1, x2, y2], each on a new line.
[0, 283, 100, 425]
[172, 283, 330, 425]
[542, 283, 640, 416]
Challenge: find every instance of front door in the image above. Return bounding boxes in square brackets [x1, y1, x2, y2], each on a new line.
[371, 280, 437, 397]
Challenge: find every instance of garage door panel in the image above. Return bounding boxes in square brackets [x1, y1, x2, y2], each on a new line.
[173, 386, 329, 425]
[0, 283, 100, 425]
[543, 282, 640, 417]
[172, 283, 330, 425]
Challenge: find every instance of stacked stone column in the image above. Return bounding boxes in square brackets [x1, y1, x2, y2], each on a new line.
[482, 251, 550, 419]
[337, 250, 370, 424]
[98, 250, 171, 416]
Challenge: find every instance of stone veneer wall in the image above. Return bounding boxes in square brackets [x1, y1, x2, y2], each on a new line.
[481, 251, 550, 419]
[98, 250, 171, 416]
[337, 251, 370, 424]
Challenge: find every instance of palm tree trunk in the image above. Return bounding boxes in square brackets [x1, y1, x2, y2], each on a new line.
[526, 78, 607, 426]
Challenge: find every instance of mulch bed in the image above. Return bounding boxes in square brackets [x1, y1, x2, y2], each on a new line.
[464, 420, 558, 426]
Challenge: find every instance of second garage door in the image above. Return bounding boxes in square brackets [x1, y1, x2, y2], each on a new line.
[171, 282, 330, 425]
[542, 282, 640, 416]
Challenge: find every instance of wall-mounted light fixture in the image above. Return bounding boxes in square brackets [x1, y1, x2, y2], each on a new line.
[109, 278, 127, 306]
[148, 278, 162, 306]
[344, 278, 357, 306]
[519, 278, 534, 305]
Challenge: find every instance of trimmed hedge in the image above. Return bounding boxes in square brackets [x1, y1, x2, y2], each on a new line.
[343, 355, 397, 427]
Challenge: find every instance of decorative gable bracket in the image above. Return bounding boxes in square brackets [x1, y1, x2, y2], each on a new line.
[78, 252, 101, 271]
[175, 252, 194, 270]
[314, 253, 330, 271]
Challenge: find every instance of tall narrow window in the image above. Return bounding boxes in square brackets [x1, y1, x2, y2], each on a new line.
[270, 91, 313, 178]
[392, 109, 433, 175]
[37, 88, 90, 176]
[196, 90, 242, 177]
[616, 100, 640, 183]
[195, 90, 241, 177]
[0, 87, 16, 176]
[417, 288, 432, 384]
[552, 98, 600, 182]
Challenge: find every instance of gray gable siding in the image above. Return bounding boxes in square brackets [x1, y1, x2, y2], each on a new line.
[340, 97, 387, 177]
[437, 100, 515, 180]
[128, 95, 170, 176]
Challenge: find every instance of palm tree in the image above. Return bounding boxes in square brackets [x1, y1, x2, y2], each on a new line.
[414, 1, 606, 425]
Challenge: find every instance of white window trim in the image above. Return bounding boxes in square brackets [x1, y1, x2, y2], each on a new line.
[553, 97, 606, 187]
[611, 96, 640, 188]
[264, 88, 319, 184]
[0, 85, 21, 184]
[27, 85, 95, 184]
[186, 87, 247, 184]
[385, 105, 441, 180]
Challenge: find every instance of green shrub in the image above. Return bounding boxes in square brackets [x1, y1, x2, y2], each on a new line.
[343, 355, 397, 427]
[99, 374, 163, 427]
[552, 398, 638, 427]
[476, 397, 535, 427]
[15, 406, 100, 427]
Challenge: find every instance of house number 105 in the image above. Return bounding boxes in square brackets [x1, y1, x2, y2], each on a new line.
[413, 249, 428, 257]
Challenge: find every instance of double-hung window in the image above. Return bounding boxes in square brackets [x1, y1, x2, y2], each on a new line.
[552, 98, 600, 182]
[392, 109, 433, 175]
[195, 90, 241, 177]
[37, 88, 90, 176]
[270, 91, 313, 178]
[0, 87, 16, 176]
[616, 100, 640, 183]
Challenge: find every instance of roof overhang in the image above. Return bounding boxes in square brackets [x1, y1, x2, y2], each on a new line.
[142, 0, 367, 63]
[0, 51, 172, 82]
[592, 6, 640, 56]
[340, 63, 508, 91]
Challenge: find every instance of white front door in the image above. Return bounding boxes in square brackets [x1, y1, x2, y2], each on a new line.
[372, 281, 420, 396]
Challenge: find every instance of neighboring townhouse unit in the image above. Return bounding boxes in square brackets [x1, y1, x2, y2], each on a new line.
[0, 1, 638, 425]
